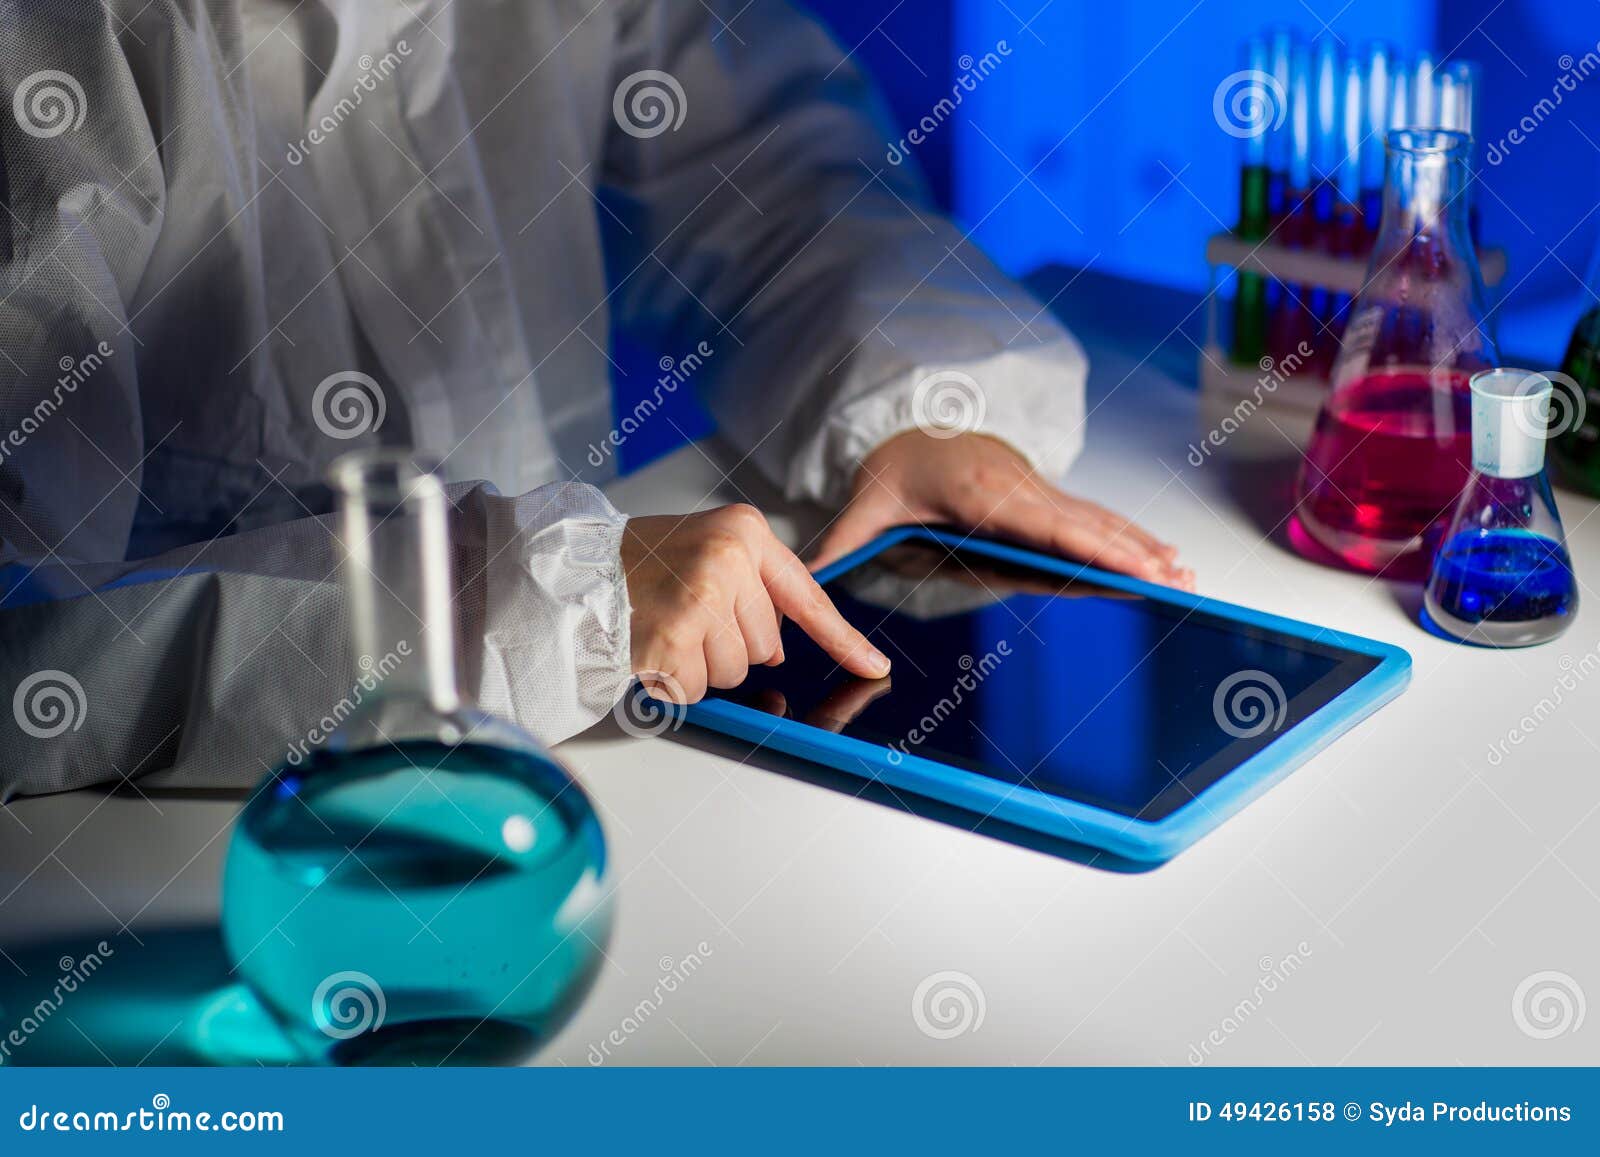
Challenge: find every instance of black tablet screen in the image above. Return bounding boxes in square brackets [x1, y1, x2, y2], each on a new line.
[711, 534, 1380, 822]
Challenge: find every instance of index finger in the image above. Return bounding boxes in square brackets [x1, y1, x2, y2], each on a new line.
[757, 537, 891, 679]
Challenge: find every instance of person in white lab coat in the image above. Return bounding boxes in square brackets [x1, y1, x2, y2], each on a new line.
[0, 0, 1189, 797]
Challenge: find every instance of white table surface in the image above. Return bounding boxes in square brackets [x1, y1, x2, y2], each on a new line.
[3, 270, 1597, 1067]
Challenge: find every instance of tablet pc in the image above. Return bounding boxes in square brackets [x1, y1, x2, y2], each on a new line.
[681, 526, 1410, 864]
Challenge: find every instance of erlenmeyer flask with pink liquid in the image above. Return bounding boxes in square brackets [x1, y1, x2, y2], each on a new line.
[1290, 129, 1498, 580]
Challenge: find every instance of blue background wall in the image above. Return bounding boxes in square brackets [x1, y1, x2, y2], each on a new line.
[614, 0, 1600, 471]
[946, 1, 1428, 291]
[806, 0, 1600, 360]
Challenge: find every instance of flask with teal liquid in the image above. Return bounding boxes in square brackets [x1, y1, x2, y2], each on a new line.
[221, 451, 613, 1065]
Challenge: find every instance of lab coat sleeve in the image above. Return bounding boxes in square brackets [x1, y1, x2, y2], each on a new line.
[0, 14, 631, 797]
[0, 478, 630, 799]
[602, 0, 1088, 508]
[460, 482, 633, 749]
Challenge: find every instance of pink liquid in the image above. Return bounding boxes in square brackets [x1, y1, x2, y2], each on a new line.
[1291, 368, 1474, 580]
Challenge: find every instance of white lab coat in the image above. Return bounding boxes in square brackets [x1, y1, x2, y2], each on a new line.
[0, 0, 1087, 796]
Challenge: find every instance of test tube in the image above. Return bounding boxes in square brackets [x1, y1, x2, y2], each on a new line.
[1410, 51, 1438, 127]
[1438, 60, 1481, 242]
[1237, 37, 1269, 167]
[1285, 37, 1313, 243]
[1264, 25, 1298, 227]
[1231, 35, 1272, 365]
[1237, 34, 1271, 235]
[1438, 60, 1479, 136]
[1335, 55, 1364, 254]
[1360, 43, 1394, 233]
[1388, 57, 1412, 131]
[1311, 41, 1343, 248]
[1319, 54, 1367, 377]
[1268, 37, 1315, 365]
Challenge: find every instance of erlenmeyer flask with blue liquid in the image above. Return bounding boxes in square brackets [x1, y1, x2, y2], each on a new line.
[221, 450, 613, 1065]
[1423, 369, 1579, 647]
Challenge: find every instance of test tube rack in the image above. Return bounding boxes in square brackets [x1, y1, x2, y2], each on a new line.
[1199, 232, 1507, 457]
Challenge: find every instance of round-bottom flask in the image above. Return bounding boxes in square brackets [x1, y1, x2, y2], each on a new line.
[224, 739, 610, 1065]
[220, 452, 612, 1064]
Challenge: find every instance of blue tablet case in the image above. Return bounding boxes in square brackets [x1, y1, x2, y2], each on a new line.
[683, 527, 1411, 863]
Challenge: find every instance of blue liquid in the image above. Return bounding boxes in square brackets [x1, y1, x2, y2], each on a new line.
[1423, 529, 1577, 647]
[222, 741, 611, 1065]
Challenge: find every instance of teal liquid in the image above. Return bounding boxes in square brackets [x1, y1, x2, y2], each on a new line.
[221, 741, 611, 1065]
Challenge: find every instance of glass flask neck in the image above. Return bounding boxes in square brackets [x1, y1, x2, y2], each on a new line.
[331, 451, 460, 727]
[1464, 470, 1555, 519]
[1372, 129, 1474, 259]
